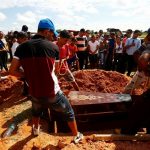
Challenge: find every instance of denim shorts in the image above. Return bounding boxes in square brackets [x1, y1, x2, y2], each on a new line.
[67, 55, 78, 65]
[31, 91, 75, 122]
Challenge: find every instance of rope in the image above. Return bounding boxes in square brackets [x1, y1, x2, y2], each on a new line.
[58, 59, 67, 76]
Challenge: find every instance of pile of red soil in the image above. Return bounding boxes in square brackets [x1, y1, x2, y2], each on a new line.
[0, 75, 23, 103]
[60, 70, 131, 95]
[0, 69, 142, 105]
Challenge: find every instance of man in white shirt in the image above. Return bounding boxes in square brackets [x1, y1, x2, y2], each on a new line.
[88, 35, 99, 69]
[11, 31, 28, 57]
[125, 30, 141, 76]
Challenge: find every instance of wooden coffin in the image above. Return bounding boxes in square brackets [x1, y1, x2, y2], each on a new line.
[67, 91, 132, 130]
[49, 91, 132, 132]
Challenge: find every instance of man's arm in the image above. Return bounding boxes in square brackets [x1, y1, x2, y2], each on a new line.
[9, 58, 24, 79]
[123, 71, 144, 94]
[54, 60, 60, 75]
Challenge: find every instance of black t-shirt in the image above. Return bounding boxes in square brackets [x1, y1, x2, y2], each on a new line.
[14, 34, 60, 98]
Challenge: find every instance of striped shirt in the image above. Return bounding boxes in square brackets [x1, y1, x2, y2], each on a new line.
[76, 35, 87, 51]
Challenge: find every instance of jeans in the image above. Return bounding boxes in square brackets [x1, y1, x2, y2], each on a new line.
[31, 90, 75, 122]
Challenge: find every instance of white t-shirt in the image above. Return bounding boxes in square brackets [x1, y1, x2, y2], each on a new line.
[115, 42, 123, 54]
[88, 40, 99, 54]
[11, 42, 19, 56]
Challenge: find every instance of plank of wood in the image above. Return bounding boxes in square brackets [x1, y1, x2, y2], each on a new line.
[75, 111, 127, 117]
[68, 91, 132, 105]
[93, 134, 150, 141]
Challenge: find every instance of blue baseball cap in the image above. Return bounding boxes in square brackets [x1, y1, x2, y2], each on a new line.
[38, 18, 58, 37]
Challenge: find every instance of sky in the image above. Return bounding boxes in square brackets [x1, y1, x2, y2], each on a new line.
[0, 0, 150, 34]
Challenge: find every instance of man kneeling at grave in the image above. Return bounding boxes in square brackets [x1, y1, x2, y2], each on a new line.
[121, 51, 150, 135]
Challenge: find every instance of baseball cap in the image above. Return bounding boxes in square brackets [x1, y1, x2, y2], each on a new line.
[38, 18, 58, 37]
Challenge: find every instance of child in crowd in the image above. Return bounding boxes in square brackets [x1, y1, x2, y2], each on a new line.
[67, 37, 79, 70]
[55, 30, 80, 91]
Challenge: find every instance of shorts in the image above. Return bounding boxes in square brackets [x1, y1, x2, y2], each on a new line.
[58, 69, 75, 82]
[67, 55, 78, 65]
[31, 90, 75, 122]
[89, 54, 98, 63]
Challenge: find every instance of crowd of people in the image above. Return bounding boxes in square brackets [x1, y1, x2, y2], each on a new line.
[0, 18, 150, 142]
[1, 26, 150, 77]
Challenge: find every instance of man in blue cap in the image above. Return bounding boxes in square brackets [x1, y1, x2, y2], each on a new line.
[9, 18, 83, 144]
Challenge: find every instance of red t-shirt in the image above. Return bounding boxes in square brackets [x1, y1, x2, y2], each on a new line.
[55, 42, 69, 74]
[59, 44, 69, 59]
[68, 44, 77, 58]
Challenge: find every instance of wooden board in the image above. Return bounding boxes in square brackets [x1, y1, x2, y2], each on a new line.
[68, 91, 131, 106]
[93, 134, 150, 141]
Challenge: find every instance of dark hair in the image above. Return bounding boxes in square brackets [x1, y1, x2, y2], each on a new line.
[22, 25, 28, 32]
[99, 30, 103, 33]
[133, 30, 140, 34]
[80, 28, 85, 32]
[17, 31, 28, 38]
[147, 28, 150, 34]
[110, 32, 115, 35]
[60, 30, 70, 38]
[13, 31, 19, 38]
[126, 29, 133, 33]
[86, 30, 90, 34]
[71, 37, 77, 42]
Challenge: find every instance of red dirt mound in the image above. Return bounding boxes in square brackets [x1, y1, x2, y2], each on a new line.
[60, 70, 131, 95]
[0, 75, 23, 104]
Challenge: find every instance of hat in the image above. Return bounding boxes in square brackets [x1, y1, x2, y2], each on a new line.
[60, 30, 70, 38]
[38, 18, 58, 37]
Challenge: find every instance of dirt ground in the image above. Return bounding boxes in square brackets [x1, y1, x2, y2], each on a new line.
[0, 70, 150, 150]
